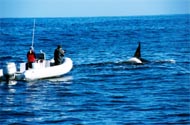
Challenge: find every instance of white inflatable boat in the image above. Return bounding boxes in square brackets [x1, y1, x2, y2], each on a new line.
[0, 52, 73, 81]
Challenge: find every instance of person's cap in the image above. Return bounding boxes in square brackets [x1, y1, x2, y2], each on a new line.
[57, 45, 62, 49]
[30, 46, 34, 50]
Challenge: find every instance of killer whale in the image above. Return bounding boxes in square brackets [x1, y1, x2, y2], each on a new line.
[127, 42, 148, 64]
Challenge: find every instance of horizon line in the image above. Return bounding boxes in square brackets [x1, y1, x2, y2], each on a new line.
[0, 13, 189, 19]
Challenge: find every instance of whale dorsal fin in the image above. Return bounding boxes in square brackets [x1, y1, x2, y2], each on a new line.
[134, 42, 141, 58]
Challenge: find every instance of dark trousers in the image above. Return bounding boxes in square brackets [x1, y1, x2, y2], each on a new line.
[26, 62, 33, 70]
[54, 61, 61, 66]
[54, 58, 65, 66]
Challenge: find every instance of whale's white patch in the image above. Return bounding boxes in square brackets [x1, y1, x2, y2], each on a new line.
[127, 57, 142, 64]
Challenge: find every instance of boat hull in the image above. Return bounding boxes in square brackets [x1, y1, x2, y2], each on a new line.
[24, 57, 73, 81]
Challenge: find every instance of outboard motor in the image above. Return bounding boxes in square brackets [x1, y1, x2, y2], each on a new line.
[3, 62, 17, 82]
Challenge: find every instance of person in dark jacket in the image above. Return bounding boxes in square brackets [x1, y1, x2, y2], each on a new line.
[26, 46, 36, 70]
[54, 45, 65, 65]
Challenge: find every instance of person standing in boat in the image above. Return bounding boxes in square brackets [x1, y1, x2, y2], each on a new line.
[26, 46, 36, 70]
[54, 45, 65, 65]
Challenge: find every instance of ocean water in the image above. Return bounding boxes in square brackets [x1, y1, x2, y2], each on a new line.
[0, 15, 190, 124]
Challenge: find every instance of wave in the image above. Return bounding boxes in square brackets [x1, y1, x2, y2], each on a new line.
[154, 59, 176, 64]
[0, 56, 13, 60]
[76, 59, 177, 67]
[38, 38, 53, 42]
[47, 76, 73, 83]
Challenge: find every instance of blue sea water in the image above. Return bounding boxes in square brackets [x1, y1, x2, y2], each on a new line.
[0, 15, 190, 124]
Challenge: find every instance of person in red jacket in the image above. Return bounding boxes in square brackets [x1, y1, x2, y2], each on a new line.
[26, 46, 36, 70]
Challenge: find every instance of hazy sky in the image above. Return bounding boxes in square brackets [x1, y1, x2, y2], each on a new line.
[0, 0, 189, 18]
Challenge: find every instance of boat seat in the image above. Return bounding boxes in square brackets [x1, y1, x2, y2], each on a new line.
[36, 53, 45, 60]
